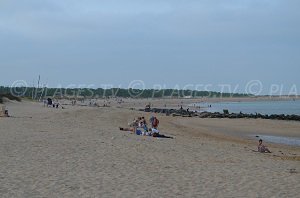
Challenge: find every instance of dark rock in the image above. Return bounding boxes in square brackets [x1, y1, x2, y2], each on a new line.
[141, 107, 300, 122]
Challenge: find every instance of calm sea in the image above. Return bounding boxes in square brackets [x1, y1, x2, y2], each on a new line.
[251, 135, 300, 146]
[196, 100, 300, 115]
[194, 100, 300, 146]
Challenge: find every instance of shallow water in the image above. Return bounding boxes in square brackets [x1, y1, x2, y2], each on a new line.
[195, 100, 300, 115]
[253, 135, 300, 147]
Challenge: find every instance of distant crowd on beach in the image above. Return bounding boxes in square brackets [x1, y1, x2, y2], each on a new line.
[43, 98, 62, 109]
[42, 97, 119, 109]
[69, 98, 116, 107]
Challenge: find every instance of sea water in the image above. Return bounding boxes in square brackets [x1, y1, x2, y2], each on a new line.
[193, 100, 300, 146]
[196, 100, 300, 115]
[253, 135, 300, 146]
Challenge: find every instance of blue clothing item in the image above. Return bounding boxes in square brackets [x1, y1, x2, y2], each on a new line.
[143, 125, 149, 132]
[136, 130, 142, 136]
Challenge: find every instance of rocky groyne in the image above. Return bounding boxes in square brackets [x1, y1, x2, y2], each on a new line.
[141, 108, 300, 121]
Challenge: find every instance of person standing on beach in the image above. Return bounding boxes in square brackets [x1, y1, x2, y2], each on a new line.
[151, 117, 159, 129]
[150, 116, 154, 127]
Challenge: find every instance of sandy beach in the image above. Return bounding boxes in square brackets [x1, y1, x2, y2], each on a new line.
[0, 99, 299, 197]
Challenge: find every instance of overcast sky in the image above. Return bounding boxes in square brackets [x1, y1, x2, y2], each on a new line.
[0, 0, 299, 94]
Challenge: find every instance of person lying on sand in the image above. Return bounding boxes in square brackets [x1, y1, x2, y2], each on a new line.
[119, 127, 135, 132]
[119, 127, 148, 135]
[119, 127, 173, 139]
[149, 128, 173, 139]
[258, 139, 272, 153]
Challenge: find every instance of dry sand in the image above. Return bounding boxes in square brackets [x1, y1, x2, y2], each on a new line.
[0, 99, 299, 197]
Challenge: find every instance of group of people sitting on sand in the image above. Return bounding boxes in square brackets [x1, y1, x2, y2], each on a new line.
[120, 116, 173, 138]
[43, 98, 63, 109]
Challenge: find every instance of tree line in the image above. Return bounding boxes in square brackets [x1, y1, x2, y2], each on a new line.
[0, 86, 252, 99]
